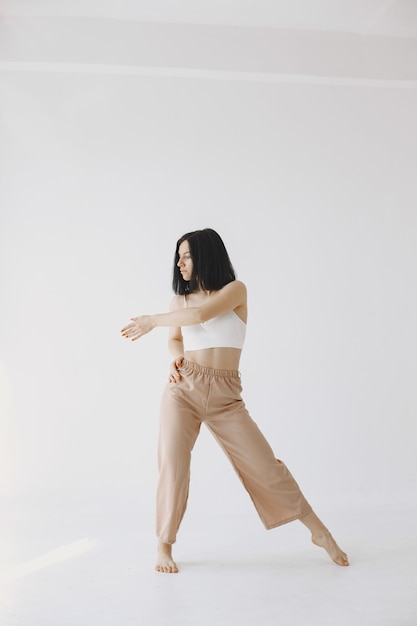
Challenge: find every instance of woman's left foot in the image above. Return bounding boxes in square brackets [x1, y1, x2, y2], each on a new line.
[155, 542, 179, 573]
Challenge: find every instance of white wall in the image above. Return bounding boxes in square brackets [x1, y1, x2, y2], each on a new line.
[1, 69, 416, 525]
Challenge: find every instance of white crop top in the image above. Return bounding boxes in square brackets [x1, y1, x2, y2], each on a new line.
[181, 308, 247, 351]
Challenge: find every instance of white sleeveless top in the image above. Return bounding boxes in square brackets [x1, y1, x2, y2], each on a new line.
[181, 299, 246, 351]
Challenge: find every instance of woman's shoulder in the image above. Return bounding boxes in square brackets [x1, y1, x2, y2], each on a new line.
[220, 280, 247, 309]
[223, 279, 247, 294]
[169, 294, 186, 310]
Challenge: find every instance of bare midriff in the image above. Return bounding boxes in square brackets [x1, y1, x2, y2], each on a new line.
[184, 347, 242, 371]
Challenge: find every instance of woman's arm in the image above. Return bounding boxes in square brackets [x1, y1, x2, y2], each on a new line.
[167, 296, 184, 359]
[167, 298, 185, 382]
[121, 280, 246, 342]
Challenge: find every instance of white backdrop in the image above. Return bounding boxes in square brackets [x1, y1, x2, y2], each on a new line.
[1, 70, 416, 530]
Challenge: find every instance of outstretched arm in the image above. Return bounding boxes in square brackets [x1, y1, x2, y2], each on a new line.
[120, 280, 246, 342]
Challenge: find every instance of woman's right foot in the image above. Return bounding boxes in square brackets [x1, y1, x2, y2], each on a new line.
[155, 542, 179, 573]
[312, 531, 349, 566]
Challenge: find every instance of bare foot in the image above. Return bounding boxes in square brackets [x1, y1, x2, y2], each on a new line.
[155, 542, 179, 574]
[312, 531, 349, 566]
[299, 511, 349, 566]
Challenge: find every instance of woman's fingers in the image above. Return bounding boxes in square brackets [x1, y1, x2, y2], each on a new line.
[121, 323, 141, 339]
[168, 357, 183, 382]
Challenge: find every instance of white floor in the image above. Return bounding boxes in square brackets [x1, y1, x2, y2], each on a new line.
[1, 498, 416, 626]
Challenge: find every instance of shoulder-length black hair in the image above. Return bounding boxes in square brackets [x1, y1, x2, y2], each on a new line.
[172, 228, 236, 295]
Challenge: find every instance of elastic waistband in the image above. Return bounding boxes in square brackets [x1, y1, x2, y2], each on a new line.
[181, 358, 240, 379]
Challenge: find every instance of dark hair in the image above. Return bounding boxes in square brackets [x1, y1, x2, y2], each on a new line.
[172, 228, 236, 295]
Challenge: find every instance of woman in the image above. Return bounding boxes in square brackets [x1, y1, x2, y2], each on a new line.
[121, 228, 348, 573]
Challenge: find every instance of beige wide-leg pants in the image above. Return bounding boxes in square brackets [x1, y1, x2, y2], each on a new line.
[156, 359, 312, 544]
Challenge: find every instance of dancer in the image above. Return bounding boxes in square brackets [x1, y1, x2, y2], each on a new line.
[121, 228, 348, 573]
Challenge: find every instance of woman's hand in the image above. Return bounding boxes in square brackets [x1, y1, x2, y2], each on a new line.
[121, 316, 155, 341]
[168, 356, 184, 383]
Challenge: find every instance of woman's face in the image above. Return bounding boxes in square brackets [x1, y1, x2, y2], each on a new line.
[177, 240, 193, 281]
